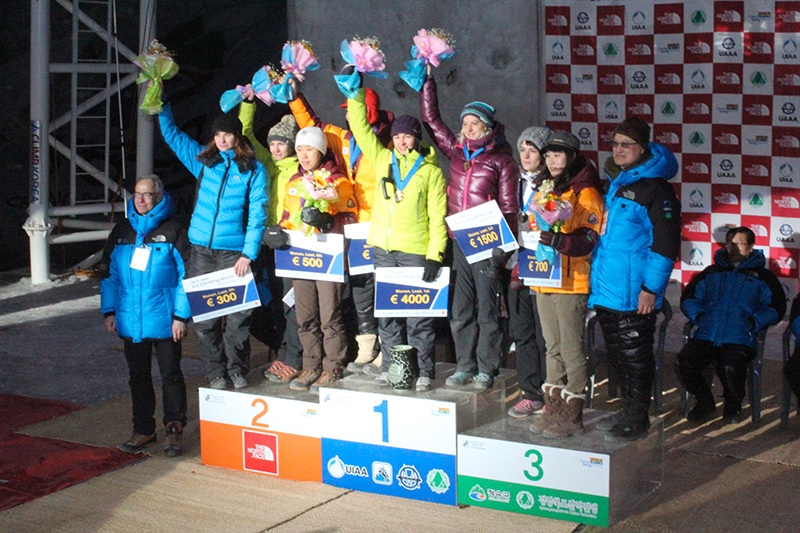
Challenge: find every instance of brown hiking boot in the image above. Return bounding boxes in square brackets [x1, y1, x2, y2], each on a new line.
[530, 384, 564, 434]
[289, 368, 322, 391]
[310, 369, 342, 393]
[120, 432, 156, 454]
[544, 389, 586, 439]
[164, 422, 183, 457]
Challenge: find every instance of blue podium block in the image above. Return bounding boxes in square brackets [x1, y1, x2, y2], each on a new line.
[319, 363, 512, 505]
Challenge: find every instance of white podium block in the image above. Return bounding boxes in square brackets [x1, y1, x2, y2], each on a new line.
[318, 363, 511, 505]
[457, 409, 663, 527]
[198, 384, 322, 481]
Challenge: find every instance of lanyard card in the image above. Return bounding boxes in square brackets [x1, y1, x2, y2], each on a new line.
[445, 200, 518, 264]
[129, 245, 151, 271]
[182, 267, 261, 322]
[275, 230, 345, 283]
[374, 266, 450, 317]
[344, 222, 374, 275]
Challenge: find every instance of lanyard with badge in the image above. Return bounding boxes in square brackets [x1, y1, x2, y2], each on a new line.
[130, 244, 150, 271]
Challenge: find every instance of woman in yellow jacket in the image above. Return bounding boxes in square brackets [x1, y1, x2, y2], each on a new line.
[238, 100, 305, 383]
[348, 87, 447, 392]
[527, 131, 604, 439]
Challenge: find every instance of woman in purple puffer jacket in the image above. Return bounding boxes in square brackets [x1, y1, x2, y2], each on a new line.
[420, 74, 519, 391]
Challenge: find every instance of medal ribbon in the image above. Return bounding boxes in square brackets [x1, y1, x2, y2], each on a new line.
[349, 136, 362, 174]
[462, 144, 485, 167]
[391, 151, 424, 192]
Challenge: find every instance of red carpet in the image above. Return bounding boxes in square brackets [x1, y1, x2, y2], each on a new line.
[0, 393, 144, 511]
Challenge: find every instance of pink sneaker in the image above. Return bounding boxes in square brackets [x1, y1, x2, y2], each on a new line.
[508, 398, 545, 418]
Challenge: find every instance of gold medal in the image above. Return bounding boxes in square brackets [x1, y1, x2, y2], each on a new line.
[395, 190, 405, 202]
[463, 161, 471, 171]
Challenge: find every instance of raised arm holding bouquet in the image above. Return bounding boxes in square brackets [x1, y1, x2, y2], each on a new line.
[269, 40, 320, 104]
[334, 36, 388, 98]
[136, 39, 179, 115]
[399, 29, 457, 92]
[219, 65, 281, 113]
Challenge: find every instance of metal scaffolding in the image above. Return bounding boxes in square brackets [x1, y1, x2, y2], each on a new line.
[26, 0, 157, 284]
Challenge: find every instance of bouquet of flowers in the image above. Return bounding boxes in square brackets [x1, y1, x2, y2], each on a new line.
[269, 40, 320, 103]
[399, 28, 457, 92]
[219, 65, 281, 113]
[135, 39, 179, 115]
[526, 179, 573, 263]
[290, 168, 338, 235]
[335, 37, 388, 98]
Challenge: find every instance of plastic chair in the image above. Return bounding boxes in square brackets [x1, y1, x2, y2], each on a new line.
[586, 301, 672, 414]
[678, 323, 767, 422]
[780, 324, 799, 429]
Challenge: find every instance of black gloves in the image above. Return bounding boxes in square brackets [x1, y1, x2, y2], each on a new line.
[262, 225, 289, 249]
[538, 231, 563, 250]
[301, 207, 334, 233]
[490, 247, 514, 267]
[483, 247, 513, 280]
[422, 259, 442, 283]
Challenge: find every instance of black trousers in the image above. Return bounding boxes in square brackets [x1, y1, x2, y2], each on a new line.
[678, 338, 754, 407]
[124, 338, 187, 435]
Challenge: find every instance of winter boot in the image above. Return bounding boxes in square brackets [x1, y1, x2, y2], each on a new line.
[719, 363, 747, 424]
[164, 422, 183, 457]
[530, 384, 564, 434]
[544, 389, 586, 439]
[347, 334, 380, 373]
[362, 351, 384, 377]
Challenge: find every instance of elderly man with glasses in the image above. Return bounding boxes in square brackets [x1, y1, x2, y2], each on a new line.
[677, 226, 785, 424]
[588, 117, 682, 441]
[100, 175, 191, 456]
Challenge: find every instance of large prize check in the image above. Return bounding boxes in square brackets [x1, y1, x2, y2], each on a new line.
[374, 267, 450, 317]
[182, 267, 261, 322]
[275, 230, 345, 283]
[343, 222, 374, 275]
[518, 231, 562, 288]
[445, 200, 518, 264]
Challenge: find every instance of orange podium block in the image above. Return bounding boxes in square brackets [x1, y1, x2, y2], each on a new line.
[198, 387, 321, 481]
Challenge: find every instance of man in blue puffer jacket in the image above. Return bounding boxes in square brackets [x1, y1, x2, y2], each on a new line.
[100, 175, 191, 456]
[159, 104, 267, 390]
[678, 226, 785, 424]
[588, 117, 682, 442]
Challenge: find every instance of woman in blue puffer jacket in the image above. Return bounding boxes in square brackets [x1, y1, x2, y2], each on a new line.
[159, 104, 268, 390]
[100, 175, 191, 456]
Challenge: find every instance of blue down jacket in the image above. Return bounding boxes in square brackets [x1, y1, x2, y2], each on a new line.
[100, 192, 191, 342]
[159, 104, 267, 261]
[588, 143, 681, 312]
[681, 248, 786, 348]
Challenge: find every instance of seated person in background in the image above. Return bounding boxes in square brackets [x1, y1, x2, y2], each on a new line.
[677, 226, 785, 424]
[784, 293, 800, 404]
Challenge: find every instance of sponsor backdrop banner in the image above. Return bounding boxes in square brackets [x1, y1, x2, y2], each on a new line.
[545, 0, 800, 296]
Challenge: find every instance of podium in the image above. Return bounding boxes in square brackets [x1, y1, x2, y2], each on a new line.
[198, 366, 663, 525]
[456, 409, 663, 527]
[198, 382, 322, 481]
[319, 363, 512, 505]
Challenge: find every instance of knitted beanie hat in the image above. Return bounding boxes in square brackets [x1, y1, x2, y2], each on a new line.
[267, 115, 299, 147]
[614, 117, 651, 148]
[211, 112, 243, 136]
[460, 101, 495, 127]
[544, 131, 581, 153]
[390, 114, 422, 139]
[517, 126, 553, 154]
[295, 126, 327, 155]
